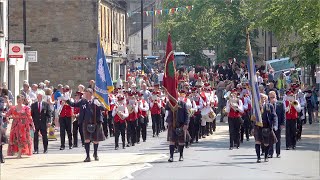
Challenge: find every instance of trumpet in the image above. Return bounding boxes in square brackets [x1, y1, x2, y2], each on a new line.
[292, 100, 299, 106]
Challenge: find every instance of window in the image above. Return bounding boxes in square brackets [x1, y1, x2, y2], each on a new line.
[100, 7, 103, 39]
[104, 7, 107, 40]
[122, 15, 125, 43]
[143, 39, 148, 50]
[108, 9, 110, 41]
[0, 2, 3, 34]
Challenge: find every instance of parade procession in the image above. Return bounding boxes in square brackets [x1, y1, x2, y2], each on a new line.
[0, 0, 319, 179]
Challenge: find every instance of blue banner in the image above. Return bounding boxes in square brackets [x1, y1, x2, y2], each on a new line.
[246, 33, 262, 126]
[94, 38, 114, 110]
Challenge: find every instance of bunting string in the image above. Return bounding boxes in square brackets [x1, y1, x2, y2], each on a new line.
[127, 5, 194, 17]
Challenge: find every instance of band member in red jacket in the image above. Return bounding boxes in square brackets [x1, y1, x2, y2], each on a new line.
[59, 86, 73, 150]
[126, 93, 138, 147]
[285, 91, 301, 150]
[137, 92, 149, 143]
[150, 91, 162, 137]
[225, 88, 244, 150]
[112, 95, 129, 150]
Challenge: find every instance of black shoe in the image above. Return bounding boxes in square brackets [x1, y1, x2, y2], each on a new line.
[236, 146, 239, 149]
[93, 155, 99, 161]
[292, 146, 296, 150]
[69, 145, 73, 149]
[286, 147, 290, 150]
[84, 157, 91, 162]
[196, 140, 199, 143]
[202, 136, 206, 138]
[132, 143, 135, 146]
[168, 157, 173, 162]
[261, 152, 264, 156]
[60, 147, 65, 150]
[153, 134, 155, 137]
[126, 144, 130, 147]
[179, 156, 184, 161]
[115, 147, 119, 150]
[276, 154, 281, 158]
[229, 147, 233, 150]
[264, 158, 269, 162]
[43, 150, 48, 154]
[0, 158, 4, 163]
[73, 145, 78, 148]
[33, 150, 39, 154]
[143, 140, 146, 142]
[137, 141, 140, 144]
[268, 155, 273, 158]
[257, 159, 261, 163]
[246, 139, 250, 141]
[123, 145, 126, 149]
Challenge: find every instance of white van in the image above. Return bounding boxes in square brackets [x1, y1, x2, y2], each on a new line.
[265, 57, 296, 80]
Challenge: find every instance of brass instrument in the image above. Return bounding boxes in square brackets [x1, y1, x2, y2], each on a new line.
[229, 93, 239, 111]
[209, 111, 216, 119]
[116, 104, 126, 120]
[189, 109, 195, 117]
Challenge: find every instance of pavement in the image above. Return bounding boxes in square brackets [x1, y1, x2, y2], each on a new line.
[1, 120, 319, 180]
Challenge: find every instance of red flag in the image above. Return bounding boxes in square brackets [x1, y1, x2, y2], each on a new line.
[163, 33, 178, 108]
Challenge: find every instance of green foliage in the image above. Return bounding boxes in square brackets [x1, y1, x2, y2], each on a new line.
[241, 0, 320, 67]
[158, 0, 257, 65]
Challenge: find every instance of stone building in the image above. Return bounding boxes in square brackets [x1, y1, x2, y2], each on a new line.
[9, 0, 126, 88]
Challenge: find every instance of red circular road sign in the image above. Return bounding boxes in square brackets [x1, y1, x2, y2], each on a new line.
[12, 46, 20, 53]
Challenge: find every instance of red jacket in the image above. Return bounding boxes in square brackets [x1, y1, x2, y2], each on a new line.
[228, 108, 242, 118]
[60, 104, 73, 118]
[285, 100, 298, 120]
[138, 99, 148, 117]
[114, 114, 126, 123]
[150, 102, 161, 115]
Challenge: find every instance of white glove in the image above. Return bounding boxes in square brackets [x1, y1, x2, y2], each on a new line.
[274, 126, 278, 131]
[94, 99, 101, 106]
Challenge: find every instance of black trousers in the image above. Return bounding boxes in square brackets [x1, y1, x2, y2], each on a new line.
[137, 116, 148, 142]
[151, 114, 161, 136]
[188, 116, 195, 142]
[114, 122, 126, 148]
[34, 126, 48, 151]
[240, 113, 250, 141]
[286, 119, 297, 148]
[194, 114, 201, 141]
[102, 115, 109, 138]
[296, 118, 303, 140]
[160, 108, 165, 131]
[59, 117, 72, 147]
[269, 128, 281, 156]
[228, 117, 241, 148]
[108, 111, 114, 136]
[306, 106, 313, 124]
[72, 120, 84, 146]
[127, 120, 137, 145]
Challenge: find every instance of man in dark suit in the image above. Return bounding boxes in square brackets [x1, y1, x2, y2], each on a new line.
[268, 91, 285, 158]
[31, 92, 52, 154]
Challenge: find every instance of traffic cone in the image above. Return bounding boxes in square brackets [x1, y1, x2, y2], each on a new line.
[48, 126, 57, 140]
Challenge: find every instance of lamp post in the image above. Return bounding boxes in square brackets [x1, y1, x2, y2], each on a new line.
[141, 0, 144, 74]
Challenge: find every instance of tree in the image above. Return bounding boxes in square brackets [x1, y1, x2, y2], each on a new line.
[158, 0, 258, 65]
[241, 0, 320, 84]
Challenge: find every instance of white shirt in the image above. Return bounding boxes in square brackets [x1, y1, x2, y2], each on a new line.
[29, 90, 37, 103]
[158, 73, 164, 82]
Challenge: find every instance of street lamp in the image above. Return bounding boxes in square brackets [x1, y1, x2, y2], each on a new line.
[141, 0, 144, 74]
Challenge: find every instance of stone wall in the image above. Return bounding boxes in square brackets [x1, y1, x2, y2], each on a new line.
[9, 0, 98, 88]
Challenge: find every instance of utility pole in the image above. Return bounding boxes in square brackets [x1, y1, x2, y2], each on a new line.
[23, 0, 26, 45]
[141, 0, 144, 74]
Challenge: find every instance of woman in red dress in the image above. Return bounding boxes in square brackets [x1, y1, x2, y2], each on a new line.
[6, 95, 34, 158]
